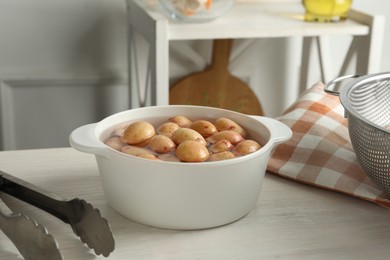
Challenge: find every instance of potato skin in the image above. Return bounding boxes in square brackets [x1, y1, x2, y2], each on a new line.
[176, 140, 210, 162]
[171, 128, 207, 146]
[113, 124, 129, 137]
[209, 140, 233, 153]
[169, 115, 192, 127]
[149, 135, 176, 154]
[157, 122, 180, 138]
[207, 130, 244, 145]
[209, 151, 236, 162]
[215, 118, 247, 137]
[107, 115, 260, 163]
[189, 120, 217, 138]
[233, 140, 261, 156]
[120, 145, 155, 156]
[137, 153, 160, 160]
[158, 153, 180, 162]
[122, 121, 155, 145]
[105, 136, 125, 151]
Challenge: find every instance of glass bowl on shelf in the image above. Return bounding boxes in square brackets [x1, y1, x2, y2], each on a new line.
[158, 0, 234, 23]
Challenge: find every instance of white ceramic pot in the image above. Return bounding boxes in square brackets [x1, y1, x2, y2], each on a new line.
[69, 105, 291, 230]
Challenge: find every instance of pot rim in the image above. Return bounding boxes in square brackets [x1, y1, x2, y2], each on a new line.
[70, 105, 292, 164]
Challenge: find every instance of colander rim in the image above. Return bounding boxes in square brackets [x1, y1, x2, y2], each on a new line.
[339, 71, 390, 134]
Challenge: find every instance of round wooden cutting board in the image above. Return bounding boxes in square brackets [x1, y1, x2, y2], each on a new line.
[169, 39, 264, 115]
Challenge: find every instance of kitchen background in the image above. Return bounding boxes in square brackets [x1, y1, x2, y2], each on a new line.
[0, 0, 388, 150]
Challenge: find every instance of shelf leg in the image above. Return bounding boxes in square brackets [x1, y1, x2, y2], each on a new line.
[299, 37, 313, 93]
[126, 0, 170, 108]
[349, 9, 385, 75]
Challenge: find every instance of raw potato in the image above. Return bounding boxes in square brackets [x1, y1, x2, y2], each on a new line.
[169, 115, 192, 127]
[122, 121, 155, 145]
[189, 120, 218, 137]
[215, 118, 247, 138]
[157, 122, 180, 138]
[105, 136, 125, 151]
[209, 151, 236, 162]
[113, 124, 129, 137]
[137, 153, 160, 160]
[209, 140, 233, 153]
[131, 137, 152, 147]
[158, 153, 180, 162]
[233, 140, 261, 156]
[207, 130, 244, 145]
[106, 114, 261, 162]
[171, 128, 207, 146]
[121, 145, 155, 156]
[149, 135, 176, 154]
[176, 140, 210, 162]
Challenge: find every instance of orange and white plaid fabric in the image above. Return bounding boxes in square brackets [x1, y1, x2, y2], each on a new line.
[267, 82, 390, 208]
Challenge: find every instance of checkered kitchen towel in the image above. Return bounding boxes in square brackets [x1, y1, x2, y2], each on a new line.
[267, 82, 390, 208]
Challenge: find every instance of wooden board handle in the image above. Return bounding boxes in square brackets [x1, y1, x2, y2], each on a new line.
[210, 39, 233, 72]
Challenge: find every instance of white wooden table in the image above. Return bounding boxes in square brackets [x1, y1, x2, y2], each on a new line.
[0, 147, 389, 259]
[126, 0, 385, 108]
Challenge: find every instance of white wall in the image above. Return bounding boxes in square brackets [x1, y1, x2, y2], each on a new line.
[354, 0, 390, 70]
[0, 0, 129, 150]
[0, 0, 388, 150]
[0, 0, 127, 79]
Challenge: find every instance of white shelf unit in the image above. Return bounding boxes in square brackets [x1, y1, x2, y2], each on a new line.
[126, 0, 385, 108]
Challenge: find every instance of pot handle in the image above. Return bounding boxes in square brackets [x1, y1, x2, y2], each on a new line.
[324, 74, 361, 96]
[69, 123, 109, 158]
[251, 116, 292, 147]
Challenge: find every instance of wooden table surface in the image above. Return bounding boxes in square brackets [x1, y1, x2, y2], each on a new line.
[0, 147, 389, 259]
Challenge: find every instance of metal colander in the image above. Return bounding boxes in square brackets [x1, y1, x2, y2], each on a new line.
[326, 72, 390, 195]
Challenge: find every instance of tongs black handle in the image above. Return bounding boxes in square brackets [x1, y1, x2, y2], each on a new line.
[0, 171, 71, 223]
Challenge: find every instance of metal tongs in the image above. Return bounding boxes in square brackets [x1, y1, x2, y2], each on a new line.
[0, 200, 63, 260]
[0, 170, 115, 258]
